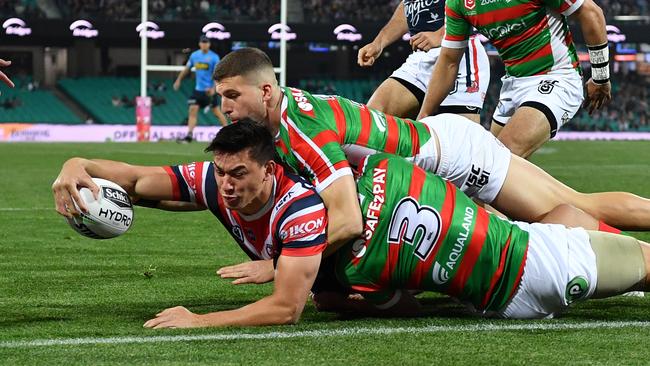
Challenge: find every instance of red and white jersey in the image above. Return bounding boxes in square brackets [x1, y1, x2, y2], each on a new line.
[164, 162, 328, 259]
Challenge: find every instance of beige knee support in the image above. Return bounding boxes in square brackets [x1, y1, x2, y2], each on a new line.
[587, 231, 647, 298]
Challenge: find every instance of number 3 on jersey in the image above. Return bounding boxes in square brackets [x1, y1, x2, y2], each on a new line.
[387, 197, 442, 261]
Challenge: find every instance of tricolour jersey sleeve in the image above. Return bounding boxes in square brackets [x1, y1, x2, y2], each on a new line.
[442, 1, 471, 49]
[163, 161, 211, 206]
[281, 89, 353, 193]
[541, 0, 584, 16]
[275, 192, 328, 257]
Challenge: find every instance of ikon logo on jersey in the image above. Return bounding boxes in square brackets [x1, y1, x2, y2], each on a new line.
[102, 187, 132, 208]
[465, 0, 476, 10]
[280, 217, 325, 241]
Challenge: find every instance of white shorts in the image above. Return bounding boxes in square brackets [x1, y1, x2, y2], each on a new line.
[415, 114, 511, 203]
[498, 223, 598, 319]
[390, 37, 490, 110]
[492, 69, 584, 137]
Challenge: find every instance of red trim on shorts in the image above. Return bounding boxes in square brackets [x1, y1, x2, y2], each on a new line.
[598, 221, 622, 234]
[471, 38, 480, 91]
[163, 166, 181, 201]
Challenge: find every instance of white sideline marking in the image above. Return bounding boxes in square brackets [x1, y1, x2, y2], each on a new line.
[2, 321, 649, 349]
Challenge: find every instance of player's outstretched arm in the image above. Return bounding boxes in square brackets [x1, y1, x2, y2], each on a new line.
[417, 47, 464, 119]
[571, 0, 611, 113]
[358, 2, 408, 67]
[0, 59, 15, 89]
[173, 66, 191, 91]
[143, 253, 321, 328]
[319, 175, 364, 256]
[52, 158, 176, 218]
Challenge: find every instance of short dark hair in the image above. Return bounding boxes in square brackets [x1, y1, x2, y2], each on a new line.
[205, 119, 276, 165]
[213, 48, 274, 81]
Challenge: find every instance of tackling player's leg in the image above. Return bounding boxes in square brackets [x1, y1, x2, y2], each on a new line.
[500, 228, 649, 319]
[493, 154, 650, 231]
[186, 104, 199, 140]
[492, 106, 550, 158]
[367, 78, 421, 119]
[490, 71, 583, 158]
[420, 113, 650, 231]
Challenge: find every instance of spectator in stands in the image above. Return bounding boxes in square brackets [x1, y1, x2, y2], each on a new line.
[111, 95, 122, 107]
[120, 95, 134, 108]
[151, 95, 166, 106]
[2, 96, 21, 109]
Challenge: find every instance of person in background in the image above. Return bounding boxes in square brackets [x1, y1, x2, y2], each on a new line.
[174, 35, 228, 143]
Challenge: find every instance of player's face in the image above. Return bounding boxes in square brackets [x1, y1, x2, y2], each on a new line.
[213, 150, 273, 214]
[216, 75, 268, 125]
[199, 41, 210, 51]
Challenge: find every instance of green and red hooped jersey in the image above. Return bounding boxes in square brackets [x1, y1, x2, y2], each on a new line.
[275, 87, 434, 193]
[442, 0, 582, 77]
[334, 154, 529, 312]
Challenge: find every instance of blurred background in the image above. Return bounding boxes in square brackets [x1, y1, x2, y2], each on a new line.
[0, 0, 648, 139]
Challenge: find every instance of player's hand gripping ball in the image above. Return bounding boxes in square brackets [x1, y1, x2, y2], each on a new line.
[66, 178, 134, 239]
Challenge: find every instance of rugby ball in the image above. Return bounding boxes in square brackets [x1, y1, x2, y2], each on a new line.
[66, 178, 134, 239]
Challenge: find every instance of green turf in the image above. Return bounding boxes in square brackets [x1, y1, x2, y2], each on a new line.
[1, 141, 650, 365]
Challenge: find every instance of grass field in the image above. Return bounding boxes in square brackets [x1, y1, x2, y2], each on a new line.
[1, 141, 650, 365]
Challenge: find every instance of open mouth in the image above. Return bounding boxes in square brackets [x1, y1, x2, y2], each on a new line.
[223, 195, 239, 205]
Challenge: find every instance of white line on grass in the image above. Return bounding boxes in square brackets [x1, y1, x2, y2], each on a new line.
[2, 321, 649, 349]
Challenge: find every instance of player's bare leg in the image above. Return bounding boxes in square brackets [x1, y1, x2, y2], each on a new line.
[182, 104, 199, 142]
[457, 113, 480, 124]
[539, 203, 598, 229]
[367, 78, 420, 119]
[212, 106, 228, 127]
[490, 120, 503, 137]
[493, 154, 650, 231]
[494, 106, 550, 158]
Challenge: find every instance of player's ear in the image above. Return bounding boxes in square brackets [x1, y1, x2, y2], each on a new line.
[260, 83, 273, 103]
[263, 160, 276, 181]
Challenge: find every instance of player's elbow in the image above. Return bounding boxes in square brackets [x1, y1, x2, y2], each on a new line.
[339, 214, 364, 242]
[277, 303, 303, 325]
[574, 0, 605, 23]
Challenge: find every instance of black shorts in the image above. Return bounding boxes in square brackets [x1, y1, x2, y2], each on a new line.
[188, 90, 220, 108]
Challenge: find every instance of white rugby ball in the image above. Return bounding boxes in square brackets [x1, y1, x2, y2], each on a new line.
[66, 178, 134, 239]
